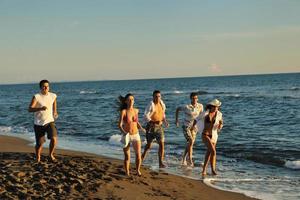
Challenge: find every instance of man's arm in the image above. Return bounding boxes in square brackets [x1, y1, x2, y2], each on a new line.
[143, 102, 153, 123]
[53, 98, 58, 119]
[175, 107, 182, 127]
[28, 96, 46, 112]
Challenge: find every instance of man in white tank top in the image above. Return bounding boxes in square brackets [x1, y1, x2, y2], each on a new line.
[28, 80, 58, 162]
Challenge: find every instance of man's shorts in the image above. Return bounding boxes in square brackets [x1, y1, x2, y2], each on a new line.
[182, 125, 197, 142]
[34, 122, 57, 147]
[146, 123, 164, 143]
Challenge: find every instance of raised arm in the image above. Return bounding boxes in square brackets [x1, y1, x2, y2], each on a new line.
[28, 96, 46, 112]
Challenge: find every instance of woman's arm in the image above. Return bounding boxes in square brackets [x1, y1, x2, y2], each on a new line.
[118, 110, 127, 135]
[136, 109, 146, 133]
[218, 119, 223, 130]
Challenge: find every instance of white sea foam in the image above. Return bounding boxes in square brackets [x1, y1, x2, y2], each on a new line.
[203, 178, 277, 200]
[203, 177, 285, 183]
[290, 87, 300, 91]
[0, 126, 12, 133]
[108, 134, 122, 145]
[174, 90, 183, 94]
[79, 90, 97, 94]
[0, 126, 30, 134]
[285, 160, 300, 169]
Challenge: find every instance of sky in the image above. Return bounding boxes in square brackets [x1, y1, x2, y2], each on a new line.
[0, 0, 299, 84]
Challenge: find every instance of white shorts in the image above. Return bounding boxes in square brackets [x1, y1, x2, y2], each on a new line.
[129, 132, 141, 143]
[121, 132, 141, 148]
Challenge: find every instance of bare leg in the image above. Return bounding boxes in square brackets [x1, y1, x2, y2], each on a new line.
[141, 142, 152, 162]
[35, 136, 45, 162]
[202, 136, 215, 175]
[35, 143, 44, 162]
[132, 140, 142, 176]
[49, 137, 57, 160]
[210, 143, 217, 175]
[202, 150, 210, 175]
[123, 145, 131, 176]
[158, 141, 165, 168]
[182, 144, 188, 165]
[188, 139, 195, 166]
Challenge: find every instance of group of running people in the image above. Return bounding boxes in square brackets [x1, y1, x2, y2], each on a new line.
[118, 90, 223, 177]
[28, 80, 223, 177]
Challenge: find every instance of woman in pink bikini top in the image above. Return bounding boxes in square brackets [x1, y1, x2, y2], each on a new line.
[118, 93, 145, 176]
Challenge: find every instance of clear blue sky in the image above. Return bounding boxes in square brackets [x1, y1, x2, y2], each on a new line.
[0, 0, 299, 84]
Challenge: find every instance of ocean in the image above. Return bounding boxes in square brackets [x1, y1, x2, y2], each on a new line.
[0, 73, 299, 200]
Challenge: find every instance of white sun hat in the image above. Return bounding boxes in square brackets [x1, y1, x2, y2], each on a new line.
[208, 99, 222, 107]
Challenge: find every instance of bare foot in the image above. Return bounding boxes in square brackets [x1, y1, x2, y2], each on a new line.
[137, 170, 142, 176]
[36, 156, 41, 163]
[212, 170, 218, 175]
[181, 159, 187, 166]
[49, 155, 56, 162]
[159, 163, 166, 168]
[201, 171, 207, 177]
[188, 160, 194, 167]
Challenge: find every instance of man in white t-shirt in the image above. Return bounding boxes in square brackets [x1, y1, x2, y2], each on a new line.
[176, 92, 203, 166]
[28, 80, 58, 162]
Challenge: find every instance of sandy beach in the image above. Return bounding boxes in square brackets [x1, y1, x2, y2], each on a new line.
[0, 135, 256, 200]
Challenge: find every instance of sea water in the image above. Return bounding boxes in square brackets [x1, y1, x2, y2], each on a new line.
[0, 73, 299, 200]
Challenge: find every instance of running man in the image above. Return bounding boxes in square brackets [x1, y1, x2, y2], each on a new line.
[28, 80, 58, 162]
[142, 90, 169, 168]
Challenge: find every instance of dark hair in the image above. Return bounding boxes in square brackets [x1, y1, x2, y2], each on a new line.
[190, 92, 198, 99]
[153, 90, 161, 97]
[205, 104, 221, 111]
[39, 80, 50, 89]
[118, 93, 133, 111]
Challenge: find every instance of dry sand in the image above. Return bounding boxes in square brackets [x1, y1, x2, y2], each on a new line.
[0, 135, 256, 200]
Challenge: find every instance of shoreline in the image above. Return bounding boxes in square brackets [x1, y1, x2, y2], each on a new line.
[0, 135, 257, 199]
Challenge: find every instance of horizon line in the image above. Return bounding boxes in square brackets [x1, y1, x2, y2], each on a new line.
[0, 71, 299, 86]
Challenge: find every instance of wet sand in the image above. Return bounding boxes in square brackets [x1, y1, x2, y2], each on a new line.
[0, 135, 256, 199]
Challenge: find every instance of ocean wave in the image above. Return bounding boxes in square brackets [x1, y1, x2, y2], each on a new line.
[164, 90, 209, 95]
[290, 87, 300, 91]
[204, 177, 284, 183]
[174, 90, 183, 94]
[96, 135, 111, 141]
[108, 134, 122, 145]
[285, 160, 300, 170]
[163, 90, 186, 95]
[79, 90, 97, 94]
[0, 126, 30, 134]
[203, 174, 300, 200]
[222, 150, 287, 168]
[0, 126, 12, 133]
